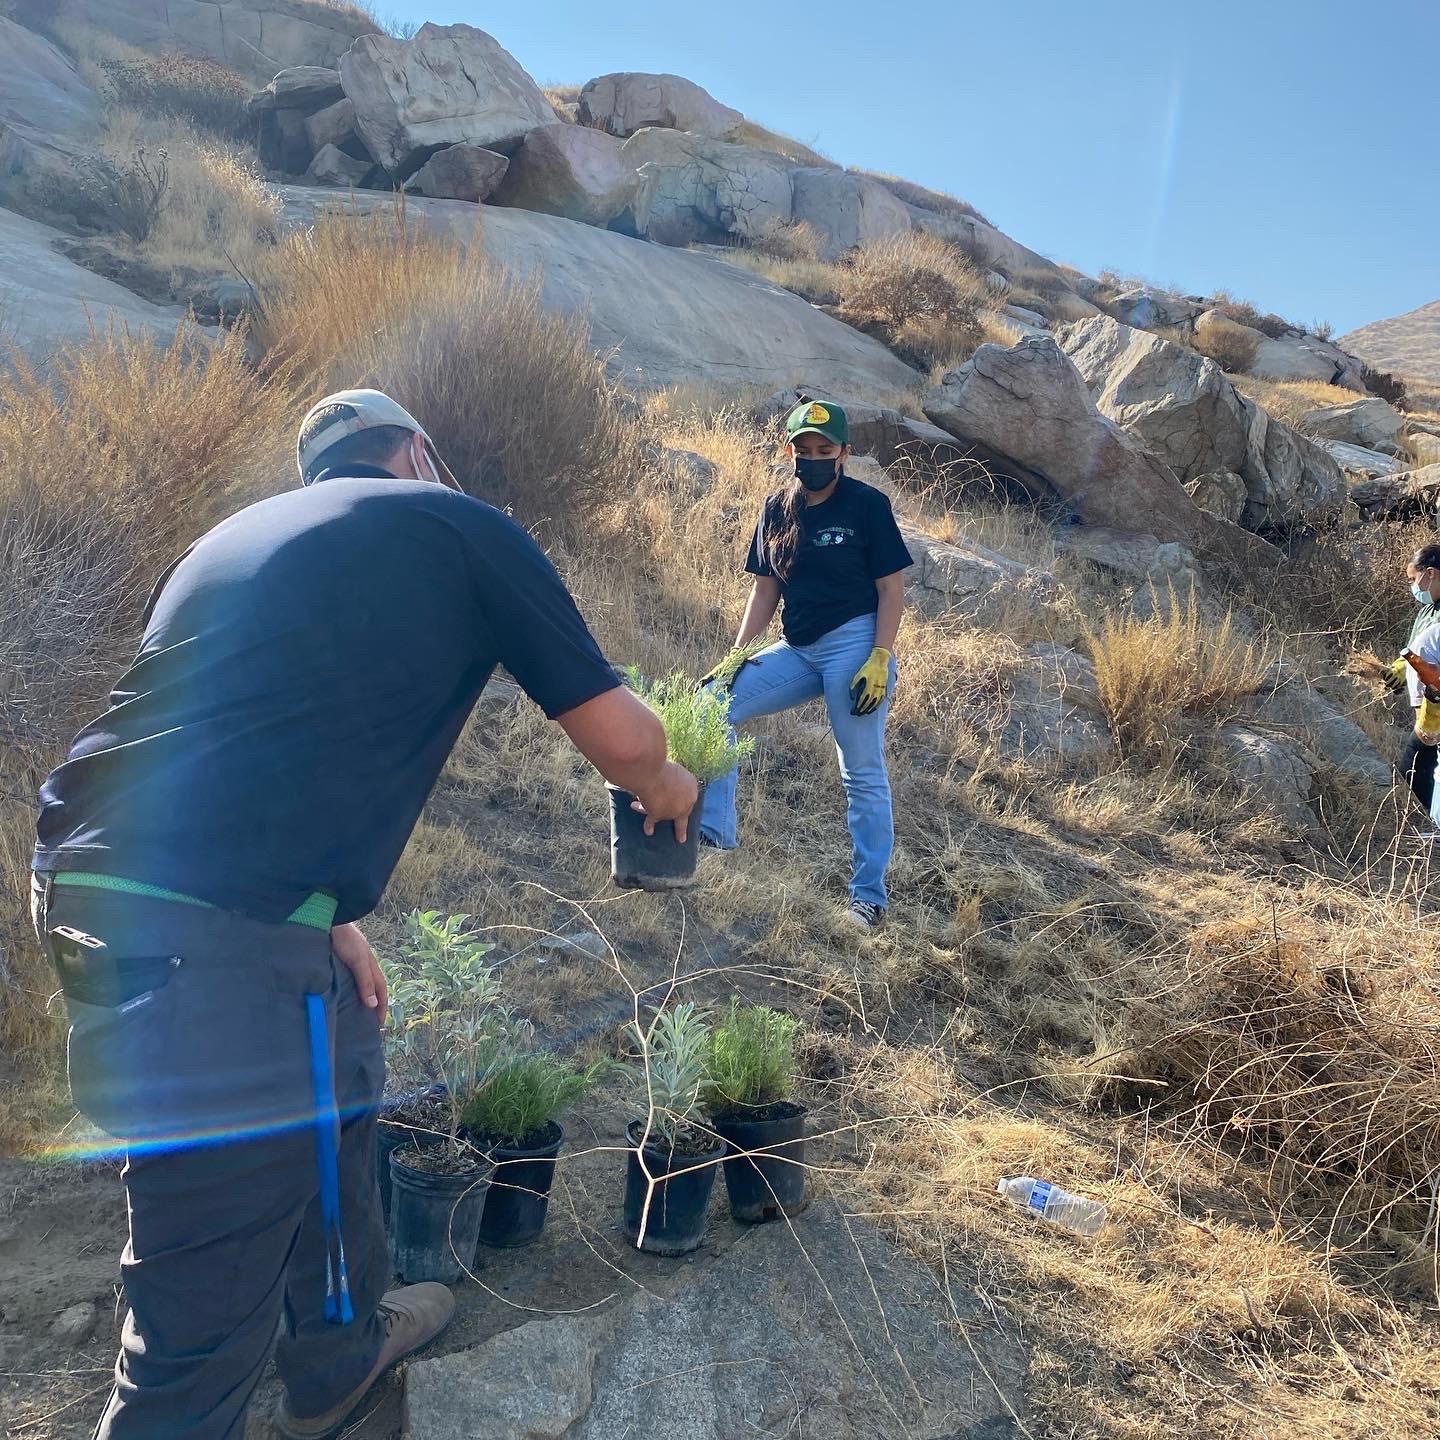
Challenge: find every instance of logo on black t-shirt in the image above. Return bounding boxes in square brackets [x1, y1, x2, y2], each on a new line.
[812, 527, 855, 548]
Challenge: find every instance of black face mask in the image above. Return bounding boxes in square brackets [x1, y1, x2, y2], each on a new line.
[794, 456, 839, 491]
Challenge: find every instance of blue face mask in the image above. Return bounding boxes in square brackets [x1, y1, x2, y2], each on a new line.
[794, 455, 839, 492]
[1414, 581, 1433, 606]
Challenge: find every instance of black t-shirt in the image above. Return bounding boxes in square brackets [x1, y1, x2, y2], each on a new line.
[745, 474, 913, 646]
[33, 471, 620, 924]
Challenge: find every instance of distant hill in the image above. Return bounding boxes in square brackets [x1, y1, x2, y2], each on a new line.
[1339, 300, 1440, 383]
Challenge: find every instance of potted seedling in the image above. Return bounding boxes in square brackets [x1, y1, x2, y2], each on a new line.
[384, 910, 505, 1284]
[609, 668, 755, 891]
[461, 1038, 604, 1248]
[705, 999, 809, 1223]
[623, 1001, 725, 1255]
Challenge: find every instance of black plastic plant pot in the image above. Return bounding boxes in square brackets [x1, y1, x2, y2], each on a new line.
[622, 1120, 725, 1256]
[608, 782, 707, 892]
[376, 1085, 447, 1225]
[476, 1121, 564, 1249]
[389, 1148, 489, 1285]
[713, 1102, 809, 1224]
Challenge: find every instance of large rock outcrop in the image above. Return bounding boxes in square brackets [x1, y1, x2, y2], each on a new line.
[623, 128, 795, 246]
[923, 335, 1272, 567]
[788, 169, 911, 259]
[56, 0, 376, 85]
[1250, 332, 1366, 391]
[277, 188, 921, 395]
[403, 1202, 1026, 1439]
[1298, 396, 1405, 454]
[576, 72, 743, 140]
[0, 206, 189, 365]
[0, 19, 101, 212]
[339, 23, 555, 178]
[491, 124, 636, 226]
[404, 145, 509, 202]
[1055, 316, 1344, 529]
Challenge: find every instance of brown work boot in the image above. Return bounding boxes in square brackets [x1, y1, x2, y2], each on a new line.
[274, 1283, 455, 1438]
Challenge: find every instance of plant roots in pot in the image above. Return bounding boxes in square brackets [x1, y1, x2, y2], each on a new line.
[389, 1146, 489, 1285]
[608, 782, 707, 891]
[622, 1120, 724, 1256]
[713, 1101, 808, 1223]
[474, 1120, 563, 1248]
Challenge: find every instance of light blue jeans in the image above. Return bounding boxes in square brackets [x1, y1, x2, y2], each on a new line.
[699, 614, 898, 907]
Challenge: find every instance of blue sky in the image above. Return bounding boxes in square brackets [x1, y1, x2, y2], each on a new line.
[386, 0, 1437, 335]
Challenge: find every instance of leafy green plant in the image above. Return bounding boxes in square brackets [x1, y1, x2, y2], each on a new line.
[623, 669, 755, 783]
[629, 1002, 712, 1150]
[704, 999, 801, 1115]
[460, 1049, 604, 1146]
[385, 910, 506, 1157]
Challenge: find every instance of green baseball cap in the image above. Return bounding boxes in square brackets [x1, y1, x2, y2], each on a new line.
[785, 399, 849, 447]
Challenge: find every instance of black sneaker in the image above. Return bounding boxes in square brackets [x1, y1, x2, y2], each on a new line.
[699, 833, 725, 850]
[844, 899, 886, 930]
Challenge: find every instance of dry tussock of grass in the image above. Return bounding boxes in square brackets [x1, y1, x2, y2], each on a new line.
[1085, 588, 1270, 758]
[0, 325, 293, 1059]
[253, 203, 643, 520]
[839, 231, 995, 372]
[1231, 374, 1364, 430]
[100, 107, 281, 275]
[1193, 318, 1261, 374]
[728, 119, 831, 167]
[854, 170, 991, 227]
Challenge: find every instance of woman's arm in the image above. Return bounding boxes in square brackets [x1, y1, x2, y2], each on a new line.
[735, 576, 782, 647]
[873, 572, 906, 653]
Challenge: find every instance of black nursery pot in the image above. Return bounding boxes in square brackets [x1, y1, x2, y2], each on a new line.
[713, 1101, 809, 1224]
[389, 1148, 490, 1285]
[622, 1120, 725, 1256]
[608, 782, 707, 892]
[376, 1085, 447, 1225]
[476, 1121, 564, 1249]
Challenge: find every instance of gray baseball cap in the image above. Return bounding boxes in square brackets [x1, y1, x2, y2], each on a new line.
[296, 388, 461, 490]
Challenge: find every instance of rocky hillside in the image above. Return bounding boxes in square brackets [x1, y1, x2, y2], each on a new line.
[6, 6, 1440, 1440]
[1340, 299, 1440, 384]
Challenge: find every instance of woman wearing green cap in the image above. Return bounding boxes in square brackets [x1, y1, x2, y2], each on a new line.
[698, 400, 913, 928]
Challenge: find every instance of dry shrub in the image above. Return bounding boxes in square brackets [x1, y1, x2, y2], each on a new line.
[839, 231, 992, 371]
[748, 218, 824, 264]
[101, 108, 281, 273]
[1230, 373, 1361, 430]
[98, 51, 254, 142]
[1085, 588, 1270, 758]
[255, 204, 643, 521]
[0, 324, 293, 1055]
[1363, 363, 1408, 406]
[708, 244, 845, 307]
[1144, 903, 1440, 1231]
[1208, 292, 1298, 340]
[1194, 319, 1260, 374]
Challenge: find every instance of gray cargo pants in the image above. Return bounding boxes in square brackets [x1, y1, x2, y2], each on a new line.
[32, 876, 388, 1440]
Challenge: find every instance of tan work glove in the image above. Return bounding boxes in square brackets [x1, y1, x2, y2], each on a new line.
[849, 647, 892, 717]
[1417, 694, 1440, 743]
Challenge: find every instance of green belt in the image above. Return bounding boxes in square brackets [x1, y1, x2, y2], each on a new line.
[50, 872, 338, 931]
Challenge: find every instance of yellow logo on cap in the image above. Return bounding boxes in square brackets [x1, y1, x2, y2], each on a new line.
[805, 403, 831, 425]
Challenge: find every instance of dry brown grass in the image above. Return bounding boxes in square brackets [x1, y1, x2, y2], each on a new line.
[839, 231, 995, 373]
[1194, 318, 1261, 374]
[1085, 588, 1270, 758]
[853, 170, 991, 227]
[728, 119, 831, 167]
[99, 107, 281, 276]
[253, 202, 643, 521]
[0, 324, 293, 1063]
[1231, 374, 1363, 430]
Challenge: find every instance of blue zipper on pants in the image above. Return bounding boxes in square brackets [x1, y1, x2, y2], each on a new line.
[305, 993, 354, 1324]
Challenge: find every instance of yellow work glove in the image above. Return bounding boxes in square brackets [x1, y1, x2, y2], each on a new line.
[1386, 656, 1410, 691]
[1418, 694, 1440, 742]
[849, 647, 892, 717]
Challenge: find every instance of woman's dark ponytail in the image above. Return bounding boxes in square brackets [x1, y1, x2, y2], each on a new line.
[767, 476, 807, 580]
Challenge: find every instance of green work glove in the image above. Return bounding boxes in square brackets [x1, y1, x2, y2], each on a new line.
[849, 647, 892, 717]
[1386, 656, 1410, 691]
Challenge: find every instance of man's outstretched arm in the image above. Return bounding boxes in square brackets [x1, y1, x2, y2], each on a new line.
[557, 686, 699, 841]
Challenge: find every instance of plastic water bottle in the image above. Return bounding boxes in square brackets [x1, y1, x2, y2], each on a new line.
[997, 1176, 1106, 1237]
